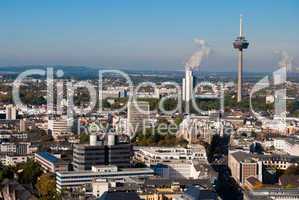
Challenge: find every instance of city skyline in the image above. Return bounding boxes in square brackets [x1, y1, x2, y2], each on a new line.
[0, 0, 298, 72]
[1, 2, 299, 199]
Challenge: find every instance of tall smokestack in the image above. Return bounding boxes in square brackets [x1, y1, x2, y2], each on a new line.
[233, 15, 249, 102]
[183, 69, 193, 102]
[183, 38, 210, 113]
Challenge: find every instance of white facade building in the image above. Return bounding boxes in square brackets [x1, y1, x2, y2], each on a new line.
[56, 166, 154, 191]
[6, 105, 16, 120]
[134, 145, 207, 166]
[48, 117, 71, 140]
[134, 145, 209, 179]
[3, 155, 30, 166]
[264, 138, 299, 157]
[92, 179, 109, 198]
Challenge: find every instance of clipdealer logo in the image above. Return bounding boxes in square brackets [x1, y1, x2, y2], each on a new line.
[10, 66, 289, 137]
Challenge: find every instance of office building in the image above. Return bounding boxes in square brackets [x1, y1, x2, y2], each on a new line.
[127, 101, 150, 137]
[0, 142, 30, 155]
[134, 145, 207, 166]
[135, 146, 215, 180]
[257, 154, 299, 170]
[73, 134, 132, 171]
[16, 142, 30, 155]
[56, 165, 154, 191]
[48, 117, 71, 140]
[264, 137, 299, 157]
[228, 151, 262, 185]
[35, 151, 68, 173]
[106, 143, 132, 168]
[73, 143, 106, 171]
[5, 105, 16, 120]
[229, 150, 299, 184]
[19, 119, 27, 132]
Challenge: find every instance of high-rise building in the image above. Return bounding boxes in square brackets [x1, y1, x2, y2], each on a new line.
[5, 105, 16, 120]
[19, 119, 26, 132]
[233, 15, 249, 102]
[228, 151, 262, 185]
[127, 101, 150, 137]
[73, 134, 132, 171]
[73, 143, 106, 171]
[48, 117, 71, 140]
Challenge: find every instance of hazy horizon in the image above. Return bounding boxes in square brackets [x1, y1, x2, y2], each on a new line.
[0, 0, 298, 72]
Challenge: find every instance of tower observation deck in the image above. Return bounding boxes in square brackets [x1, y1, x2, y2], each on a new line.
[233, 15, 249, 102]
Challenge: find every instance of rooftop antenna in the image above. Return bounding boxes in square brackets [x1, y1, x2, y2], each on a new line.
[240, 14, 243, 37]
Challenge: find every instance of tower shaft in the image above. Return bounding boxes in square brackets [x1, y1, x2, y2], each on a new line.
[237, 50, 243, 102]
[233, 15, 248, 103]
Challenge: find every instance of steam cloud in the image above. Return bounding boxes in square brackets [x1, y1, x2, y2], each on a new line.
[277, 50, 293, 72]
[185, 38, 210, 70]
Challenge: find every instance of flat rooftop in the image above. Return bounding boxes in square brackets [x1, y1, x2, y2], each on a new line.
[36, 151, 66, 164]
[57, 167, 154, 175]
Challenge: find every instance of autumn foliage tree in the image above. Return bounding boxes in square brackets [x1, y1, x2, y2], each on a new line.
[36, 173, 60, 200]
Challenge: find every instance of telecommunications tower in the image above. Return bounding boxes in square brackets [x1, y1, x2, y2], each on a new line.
[233, 15, 249, 102]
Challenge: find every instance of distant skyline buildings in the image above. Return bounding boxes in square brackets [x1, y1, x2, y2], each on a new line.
[0, 1, 298, 72]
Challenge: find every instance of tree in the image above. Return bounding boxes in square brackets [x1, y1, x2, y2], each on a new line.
[79, 133, 90, 144]
[0, 164, 14, 182]
[17, 159, 42, 186]
[174, 115, 183, 126]
[36, 173, 60, 200]
[161, 98, 178, 111]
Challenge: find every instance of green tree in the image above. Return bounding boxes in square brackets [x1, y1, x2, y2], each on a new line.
[161, 98, 178, 111]
[0, 164, 14, 182]
[79, 133, 90, 144]
[17, 159, 42, 186]
[174, 115, 183, 126]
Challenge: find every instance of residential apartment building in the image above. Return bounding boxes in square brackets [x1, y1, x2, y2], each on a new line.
[228, 151, 263, 185]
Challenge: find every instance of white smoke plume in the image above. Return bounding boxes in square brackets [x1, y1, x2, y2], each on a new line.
[185, 38, 210, 70]
[277, 50, 293, 72]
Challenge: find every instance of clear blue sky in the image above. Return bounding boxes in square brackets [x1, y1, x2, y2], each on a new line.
[0, 0, 298, 72]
